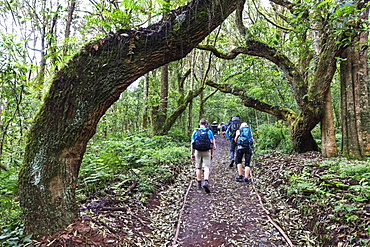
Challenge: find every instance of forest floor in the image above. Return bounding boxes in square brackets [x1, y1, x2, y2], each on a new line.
[34, 135, 369, 246]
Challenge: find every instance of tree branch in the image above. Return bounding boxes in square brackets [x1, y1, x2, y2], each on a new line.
[252, 0, 292, 32]
[269, 0, 295, 10]
[197, 42, 307, 108]
[206, 80, 298, 124]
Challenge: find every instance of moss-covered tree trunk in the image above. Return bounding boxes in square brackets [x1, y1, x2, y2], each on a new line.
[18, 0, 244, 236]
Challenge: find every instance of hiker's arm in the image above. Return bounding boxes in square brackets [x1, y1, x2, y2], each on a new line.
[210, 139, 214, 159]
[234, 130, 240, 143]
[225, 127, 231, 139]
[208, 130, 216, 150]
[191, 139, 195, 160]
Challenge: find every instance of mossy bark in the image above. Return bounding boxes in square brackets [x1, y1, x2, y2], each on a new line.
[18, 0, 245, 236]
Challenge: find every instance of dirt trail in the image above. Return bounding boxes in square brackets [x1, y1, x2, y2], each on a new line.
[174, 134, 288, 247]
[35, 135, 292, 247]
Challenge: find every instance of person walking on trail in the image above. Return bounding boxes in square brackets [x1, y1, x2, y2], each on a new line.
[210, 121, 219, 135]
[191, 119, 215, 193]
[234, 122, 253, 184]
[225, 116, 241, 168]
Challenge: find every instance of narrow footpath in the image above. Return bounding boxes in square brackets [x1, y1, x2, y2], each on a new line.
[173, 134, 289, 247]
[34, 134, 294, 246]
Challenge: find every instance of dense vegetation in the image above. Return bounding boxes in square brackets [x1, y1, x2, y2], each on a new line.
[1, 123, 369, 246]
[0, 0, 369, 245]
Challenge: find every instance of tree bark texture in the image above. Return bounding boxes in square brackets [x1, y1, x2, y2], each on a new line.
[340, 31, 370, 158]
[340, 1, 370, 159]
[310, 9, 338, 158]
[153, 65, 169, 133]
[321, 87, 338, 157]
[18, 0, 245, 236]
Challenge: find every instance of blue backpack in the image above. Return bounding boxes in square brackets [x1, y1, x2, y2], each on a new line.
[192, 129, 212, 151]
[237, 127, 252, 147]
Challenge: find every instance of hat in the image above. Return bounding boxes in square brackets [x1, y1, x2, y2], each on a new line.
[240, 122, 248, 128]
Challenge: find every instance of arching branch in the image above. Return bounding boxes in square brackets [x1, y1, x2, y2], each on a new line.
[205, 80, 298, 124]
[19, 0, 246, 236]
[197, 42, 308, 108]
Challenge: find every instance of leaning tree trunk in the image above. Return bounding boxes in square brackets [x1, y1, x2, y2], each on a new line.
[18, 0, 244, 236]
[161, 87, 204, 135]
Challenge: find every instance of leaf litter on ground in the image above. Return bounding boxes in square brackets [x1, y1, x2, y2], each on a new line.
[33, 135, 369, 246]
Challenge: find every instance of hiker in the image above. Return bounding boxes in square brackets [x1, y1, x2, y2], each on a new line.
[234, 122, 253, 184]
[191, 118, 215, 193]
[221, 122, 228, 133]
[210, 121, 219, 135]
[225, 115, 241, 168]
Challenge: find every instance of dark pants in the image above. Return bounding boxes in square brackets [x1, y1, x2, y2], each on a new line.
[229, 140, 237, 161]
[235, 146, 252, 167]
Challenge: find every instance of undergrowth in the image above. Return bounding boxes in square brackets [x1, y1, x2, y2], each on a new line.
[77, 135, 189, 202]
[0, 135, 189, 246]
[283, 158, 370, 246]
[255, 121, 293, 153]
[0, 168, 33, 246]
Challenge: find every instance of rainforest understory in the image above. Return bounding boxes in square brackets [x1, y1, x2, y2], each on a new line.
[33, 135, 370, 246]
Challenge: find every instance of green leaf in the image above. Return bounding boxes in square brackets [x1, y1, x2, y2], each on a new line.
[317, 0, 333, 8]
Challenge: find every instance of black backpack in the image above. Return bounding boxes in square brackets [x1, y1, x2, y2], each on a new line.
[237, 127, 252, 147]
[229, 116, 241, 138]
[192, 129, 211, 151]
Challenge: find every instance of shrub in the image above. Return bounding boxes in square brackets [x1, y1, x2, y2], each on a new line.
[78, 135, 189, 201]
[255, 122, 292, 152]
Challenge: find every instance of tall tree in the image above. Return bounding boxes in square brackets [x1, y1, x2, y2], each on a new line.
[153, 0, 170, 133]
[310, 5, 338, 157]
[18, 0, 245, 236]
[198, 0, 364, 153]
[340, 0, 370, 158]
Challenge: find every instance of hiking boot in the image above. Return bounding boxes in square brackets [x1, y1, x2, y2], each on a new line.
[197, 181, 202, 190]
[235, 175, 244, 182]
[203, 180, 210, 193]
[244, 177, 250, 184]
[229, 160, 234, 168]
